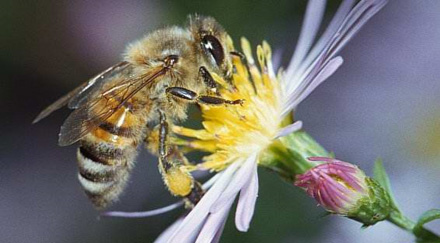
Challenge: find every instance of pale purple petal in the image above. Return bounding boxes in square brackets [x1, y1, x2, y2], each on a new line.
[329, 0, 388, 57]
[172, 218, 207, 243]
[282, 0, 387, 115]
[102, 201, 184, 218]
[211, 214, 228, 243]
[196, 199, 234, 243]
[155, 217, 184, 243]
[275, 120, 303, 138]
[299, 0, 355, 77]
[210, 154, 258, 213]
[235, 162, 259, 232]
[285, 0, 326, 78]
[296, 0, 385, 84]
[167, 163, 240, 242]
[202, 172, 222, 190]
[282, 56, 344, 115]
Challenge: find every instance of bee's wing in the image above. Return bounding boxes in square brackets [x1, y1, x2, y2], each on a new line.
[67, 61, 130, 109]
[58, 66, 168, 146]
[32, 61, 130, 124]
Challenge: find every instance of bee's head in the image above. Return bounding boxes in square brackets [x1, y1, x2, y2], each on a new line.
[188, 15, 234, 80]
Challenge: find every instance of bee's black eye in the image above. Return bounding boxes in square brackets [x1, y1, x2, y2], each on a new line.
[201, 35, 225, 67]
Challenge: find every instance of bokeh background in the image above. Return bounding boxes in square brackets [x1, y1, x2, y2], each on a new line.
[2, 0, 440, 242]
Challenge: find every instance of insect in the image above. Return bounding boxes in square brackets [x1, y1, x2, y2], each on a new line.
[33, 15, 243, 209]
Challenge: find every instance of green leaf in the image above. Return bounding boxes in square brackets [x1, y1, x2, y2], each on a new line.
[328, 151, 336, 158]
[414, 209, 440, 240]
[373, 158, 399, 210]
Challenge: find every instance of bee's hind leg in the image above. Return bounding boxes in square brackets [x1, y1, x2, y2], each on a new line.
[156, 109, 204, 207]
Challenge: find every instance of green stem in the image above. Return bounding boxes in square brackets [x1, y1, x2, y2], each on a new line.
[388, 210, 440, 242]
[388, 210, 415, 231]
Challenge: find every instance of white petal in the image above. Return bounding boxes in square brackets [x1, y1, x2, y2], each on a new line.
[235, 162, 259, 232]
[329, 0, 388, 57]
[167, 163, 240, 242]
[202, 172, 222, 190]
[196, 199, 234, 243]
[102, 201, 184, 218]
[211, 214, 228, 243]
[210, 154, 258, 213]
[282, 56, 343, 116]
[282, 0, 387, 114]
[154, 217, 184, 243]
[296, 0, 382, 85]
[299, 0, 355, 77]
[285, 0, 327, 79]
[275, 121, 303, 139]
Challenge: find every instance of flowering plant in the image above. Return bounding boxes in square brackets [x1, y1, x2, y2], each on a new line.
[104, 0, 440, 242]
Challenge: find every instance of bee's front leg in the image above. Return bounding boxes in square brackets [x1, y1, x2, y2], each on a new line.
[199, 66, 219, 95]
[166, 87, 244, 106]
[157, 110, 203, 207]
[229, 50, 245, 59]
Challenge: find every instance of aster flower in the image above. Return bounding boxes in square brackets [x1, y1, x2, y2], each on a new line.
[103, 1, 440, 241]
[152, 0, 388, 241]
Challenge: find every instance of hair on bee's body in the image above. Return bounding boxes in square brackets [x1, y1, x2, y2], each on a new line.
[74, 27, 198, 208]
[188, 15, 235, 80]
[34, 15, 242, 209]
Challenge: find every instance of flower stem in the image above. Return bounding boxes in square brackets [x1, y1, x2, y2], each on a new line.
[388, 210, 415, 231]
[388, 210, 440, 241]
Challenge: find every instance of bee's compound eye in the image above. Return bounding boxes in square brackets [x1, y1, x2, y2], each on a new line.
[201, 35, 225, 67]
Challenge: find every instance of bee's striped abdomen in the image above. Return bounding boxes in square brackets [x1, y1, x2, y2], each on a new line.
[77, 105, 147, 209]
[77, 141, 137, 209]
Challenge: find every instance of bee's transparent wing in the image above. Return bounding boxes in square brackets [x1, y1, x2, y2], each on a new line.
[58, 66, 168, 146]
[67, 61, 130, 109]
[32, 61, 130, 124]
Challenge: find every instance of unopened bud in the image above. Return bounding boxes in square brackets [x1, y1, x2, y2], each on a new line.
[295, 157, 392, 226]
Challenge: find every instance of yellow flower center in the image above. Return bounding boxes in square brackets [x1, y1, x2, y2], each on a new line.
[173, 38, 283, 171]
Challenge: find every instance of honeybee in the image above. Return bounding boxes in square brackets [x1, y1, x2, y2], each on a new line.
[33, 15, 243, 209]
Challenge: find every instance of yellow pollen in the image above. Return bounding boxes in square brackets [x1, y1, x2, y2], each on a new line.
[165, 167, 193, 196]
[173, 38, 284, 171]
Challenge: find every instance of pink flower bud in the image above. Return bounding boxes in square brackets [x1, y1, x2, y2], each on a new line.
[295, 157, 369, 215]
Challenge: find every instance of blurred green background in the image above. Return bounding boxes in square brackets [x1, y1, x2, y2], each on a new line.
[2, 0, 440, 242]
